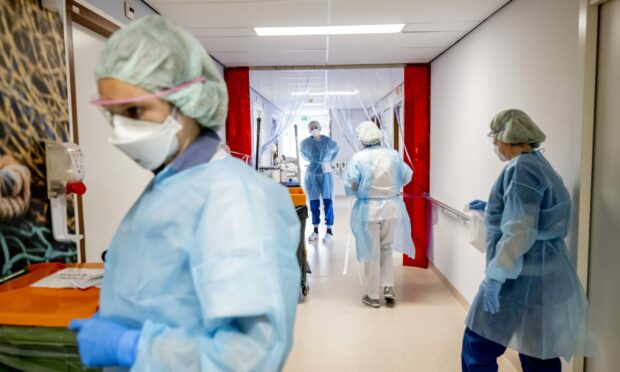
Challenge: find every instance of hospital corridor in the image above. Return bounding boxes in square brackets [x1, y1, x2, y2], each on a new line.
[285, 198, 519, 372]
[0, 0, 619, 371]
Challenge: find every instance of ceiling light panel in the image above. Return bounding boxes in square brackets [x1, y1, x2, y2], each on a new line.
[255, 24, 405, 36]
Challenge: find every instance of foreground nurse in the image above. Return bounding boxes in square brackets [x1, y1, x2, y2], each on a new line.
[68, 16, 301, 371]
[344, 121, 414, 308]
[462, 109, 595, 372]
[300, 120, 340, 243]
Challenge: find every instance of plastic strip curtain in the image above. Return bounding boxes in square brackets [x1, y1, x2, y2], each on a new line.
[249, 68, 404, 160]
[324, 68, 404, 155]
[249, 71, 323, 167]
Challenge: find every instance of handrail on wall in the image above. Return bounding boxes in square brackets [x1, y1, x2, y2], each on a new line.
[424, 193, 472, 221]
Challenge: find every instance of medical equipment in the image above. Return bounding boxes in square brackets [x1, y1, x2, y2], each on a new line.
[45, 142, 86, 243]
[258, 125, 302, 186]
[259, 155, 301, 185]
[255, 116, 262, 170]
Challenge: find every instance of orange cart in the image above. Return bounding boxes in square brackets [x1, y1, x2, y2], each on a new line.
[0, 262, 101, 371]
[287, 187, 310, 298]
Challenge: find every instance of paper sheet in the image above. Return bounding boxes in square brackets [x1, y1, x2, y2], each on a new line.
[30, 268, 103, 289]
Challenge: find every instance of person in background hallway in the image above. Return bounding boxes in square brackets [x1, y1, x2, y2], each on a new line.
[463, 109, 595, 372]
[300, 120, 340, 244]
[68, 15, 301, 371]
[344, 121, 415, 308]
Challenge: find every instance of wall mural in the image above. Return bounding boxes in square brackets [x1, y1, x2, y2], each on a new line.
[0, 0, 77, 276]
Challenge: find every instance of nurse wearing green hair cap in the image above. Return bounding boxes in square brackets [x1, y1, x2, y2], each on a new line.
[68, 16, 301, 371]
[462, 109, 595, 371]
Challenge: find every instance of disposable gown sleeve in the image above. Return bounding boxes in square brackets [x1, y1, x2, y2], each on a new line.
[300, 139, 311, 161]
[485, 178, 544, 283]
[344, 156, 360, 196]
[401, 161, 413, 186]
[327, 139, 340, 162]
[132, 180, 296, 371]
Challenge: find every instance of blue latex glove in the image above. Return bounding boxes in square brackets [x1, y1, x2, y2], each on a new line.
[481, 278, 502, 314]
[468, 199, 487, 211]
[68, 313, 140, 368]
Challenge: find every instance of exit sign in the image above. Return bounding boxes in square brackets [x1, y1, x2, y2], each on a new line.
[301, 115, 309, 121]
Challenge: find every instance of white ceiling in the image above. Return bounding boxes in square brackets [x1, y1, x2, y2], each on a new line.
[250, 68, 404, 113]
[147, 0, 510, 67]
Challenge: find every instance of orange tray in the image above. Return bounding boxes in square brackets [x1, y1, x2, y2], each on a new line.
[287, 186, 307, 207]
[0, 262, 101, 328]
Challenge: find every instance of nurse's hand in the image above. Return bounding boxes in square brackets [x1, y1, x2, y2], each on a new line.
[481, 278, 502, 314]
[468, 200, 487, 211]
[69, 313, 140, 368]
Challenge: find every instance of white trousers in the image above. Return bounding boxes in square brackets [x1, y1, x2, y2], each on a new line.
[363, 219, 395, 300]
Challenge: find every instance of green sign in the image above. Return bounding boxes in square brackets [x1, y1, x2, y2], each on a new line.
[301, 115, 309, 121]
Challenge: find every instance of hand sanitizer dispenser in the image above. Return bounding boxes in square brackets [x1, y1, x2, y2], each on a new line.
[45, 142, 86, 243]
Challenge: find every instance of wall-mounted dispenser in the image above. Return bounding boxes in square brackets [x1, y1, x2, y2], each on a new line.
[45, 142, 86, 243]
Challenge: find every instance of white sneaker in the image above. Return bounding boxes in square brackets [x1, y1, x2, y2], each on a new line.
[323, 233, 334, 243]
[362, 295, 381, 308]
[308, 232, 319, 242]
[384, 287, 396, 303]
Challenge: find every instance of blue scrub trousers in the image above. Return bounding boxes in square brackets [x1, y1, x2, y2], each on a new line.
[462, 328, 560, 372]
[310, 199, 334, 227]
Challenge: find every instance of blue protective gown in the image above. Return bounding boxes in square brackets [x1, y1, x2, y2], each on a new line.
[466, 151, 595, 360]
[99, 148, 301, 371]
[300, 136, 340, 201]
[344, 146, 415, 261]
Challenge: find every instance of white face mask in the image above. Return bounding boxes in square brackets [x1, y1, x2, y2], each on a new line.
[310, 128, 320, 137]
[493, 145, 508, 162]
[109, 113, 182, 170]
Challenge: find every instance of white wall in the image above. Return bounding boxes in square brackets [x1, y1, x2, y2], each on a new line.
[72, 23, 153, 262]
[430, 0, 580, 303]
[79, 0, 157, 24]
[586, 2, 620, 371]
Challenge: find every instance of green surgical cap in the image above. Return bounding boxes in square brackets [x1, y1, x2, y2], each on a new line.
[356, 121, 384, 146]
[95, 15, 228, 130]
[489, 109, 546, 148]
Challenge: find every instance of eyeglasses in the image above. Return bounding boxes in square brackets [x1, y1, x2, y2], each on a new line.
[89, 76, 207, 106]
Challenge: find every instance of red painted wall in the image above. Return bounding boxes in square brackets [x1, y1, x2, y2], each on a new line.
[403, 65, 431, 268]
[224, 68, 252, 161]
